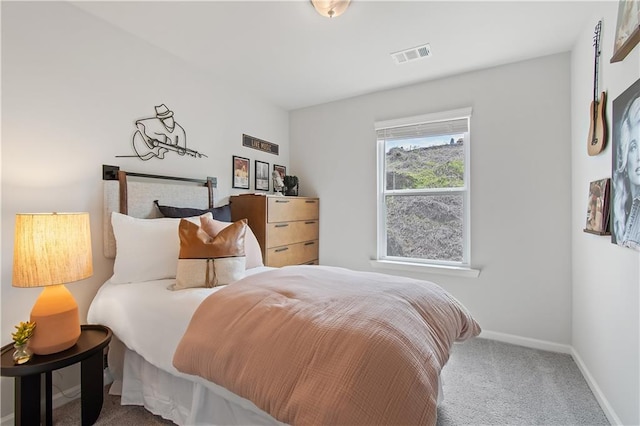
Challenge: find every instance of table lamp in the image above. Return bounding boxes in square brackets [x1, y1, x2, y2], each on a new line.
[12, 212, 93, 355]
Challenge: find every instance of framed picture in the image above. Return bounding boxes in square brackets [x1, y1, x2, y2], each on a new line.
[232, 155, 250, 189]
[255, 160, 270, 191]
[584, 178, 610, 234]
[273, 164, 286, 180]
[611, 0, 640, 63]
[611, 77, 640, 250]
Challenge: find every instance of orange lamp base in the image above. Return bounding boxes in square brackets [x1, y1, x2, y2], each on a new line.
[28, 285, 80, 355]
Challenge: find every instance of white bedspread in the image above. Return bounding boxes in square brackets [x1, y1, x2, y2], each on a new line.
[87, 267, 273, 376]
[88, 268, 285, 425]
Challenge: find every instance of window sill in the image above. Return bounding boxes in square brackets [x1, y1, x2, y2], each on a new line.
[369, 259, 480, 278]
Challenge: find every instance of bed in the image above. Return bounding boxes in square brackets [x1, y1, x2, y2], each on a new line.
[87, 165, 481, 425]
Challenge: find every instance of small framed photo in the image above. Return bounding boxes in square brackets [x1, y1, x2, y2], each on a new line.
[273, 164, 286, 180]
[232, 156, 250, 189]
[584, 178, 610, 234]
[612, 0, 640, 63]
[255, 160, 270, 191]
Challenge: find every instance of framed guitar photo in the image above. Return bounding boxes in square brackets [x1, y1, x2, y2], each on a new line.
[611, 0, 640, 63]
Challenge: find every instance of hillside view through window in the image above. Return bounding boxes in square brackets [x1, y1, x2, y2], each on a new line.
[384, 134, 465, 262]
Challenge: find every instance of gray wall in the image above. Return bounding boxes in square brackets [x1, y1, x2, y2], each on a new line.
[290, 53, 573, 346]
[290, 9, 640, 420]
[571, 4, 639, 425]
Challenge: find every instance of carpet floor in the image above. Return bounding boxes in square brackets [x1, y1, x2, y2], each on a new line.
[52, 338, 609, 425]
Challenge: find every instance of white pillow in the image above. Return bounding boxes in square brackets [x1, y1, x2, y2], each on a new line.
[111, 212, 210, 284]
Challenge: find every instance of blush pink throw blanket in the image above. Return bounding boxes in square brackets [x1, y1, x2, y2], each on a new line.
[173, 265, 480, 425]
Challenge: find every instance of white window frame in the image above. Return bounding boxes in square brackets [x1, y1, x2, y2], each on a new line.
[373, 107, 479, 277]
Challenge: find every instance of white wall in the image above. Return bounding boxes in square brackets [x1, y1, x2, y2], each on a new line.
[290, 53, 573, 346]
[1, 2, 289, 418]
[571, 4, 640, 425]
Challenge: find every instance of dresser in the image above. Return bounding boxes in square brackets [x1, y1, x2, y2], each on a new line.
[230, 195, 319, 267]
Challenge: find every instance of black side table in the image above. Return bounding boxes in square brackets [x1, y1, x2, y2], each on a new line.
[1, 324, 112, 426]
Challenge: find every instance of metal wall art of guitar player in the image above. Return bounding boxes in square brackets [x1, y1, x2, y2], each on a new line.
[118, 104, 208, 161]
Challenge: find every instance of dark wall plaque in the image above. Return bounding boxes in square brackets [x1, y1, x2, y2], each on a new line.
[243, 134, 279, 155]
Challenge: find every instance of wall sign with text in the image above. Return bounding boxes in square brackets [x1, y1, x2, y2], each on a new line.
[243, 134, 279, 155]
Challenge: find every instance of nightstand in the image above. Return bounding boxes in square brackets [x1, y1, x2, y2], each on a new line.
[1, 324, 112, 426]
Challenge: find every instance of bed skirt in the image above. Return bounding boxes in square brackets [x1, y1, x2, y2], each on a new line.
[110, 340, 282, 425]
[107, 337, 444, 425]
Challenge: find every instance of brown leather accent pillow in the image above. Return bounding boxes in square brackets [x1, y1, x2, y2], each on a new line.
[173, 219, 247, 290]
[178, 218, 246, 259]
[200, 216, 264, 269]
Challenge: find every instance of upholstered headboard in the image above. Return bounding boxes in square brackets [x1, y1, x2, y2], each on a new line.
[102, 165, 217, 258]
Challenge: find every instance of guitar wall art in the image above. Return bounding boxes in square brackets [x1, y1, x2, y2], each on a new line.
[117, 104, 208, 161]
[588, 20, 608, 156]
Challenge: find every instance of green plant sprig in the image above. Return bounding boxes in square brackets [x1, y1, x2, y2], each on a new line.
[11, 321, 36, 346]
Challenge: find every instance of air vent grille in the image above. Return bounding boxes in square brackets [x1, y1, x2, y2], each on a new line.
[391, 43, 432, 65]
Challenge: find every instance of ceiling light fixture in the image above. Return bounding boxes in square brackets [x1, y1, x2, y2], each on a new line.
[310, 0, 351, 18]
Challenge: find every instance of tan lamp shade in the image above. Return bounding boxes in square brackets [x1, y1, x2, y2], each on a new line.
[12, 212, 93, 354]
[310, 0, 351, 18]
[13, 212, 93, 287]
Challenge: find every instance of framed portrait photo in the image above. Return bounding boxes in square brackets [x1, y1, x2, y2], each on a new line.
[255, 160, 270, 191]
[611, 0, 640, 63]
[273, 164, 286, 179]
[611, 77, 640, 250]
[232, 155, 250, 189]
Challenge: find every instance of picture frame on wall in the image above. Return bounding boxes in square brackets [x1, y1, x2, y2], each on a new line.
[611, 77, 640, 250]
[611, 0, 640, 63]
[584, 178, 610, 235]
[255, 160, 270, 191]
[232, 155, 250, 189]
[273, 164, 286, 180]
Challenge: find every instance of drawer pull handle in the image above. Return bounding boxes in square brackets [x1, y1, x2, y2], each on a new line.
[305, 200, 316, 204]
[304, 221, 316, 225]
[275, 200, 290, 203]
[275, 247, 289, 253]
[275, 224, 289, 228]
[304, 242, 315, 246]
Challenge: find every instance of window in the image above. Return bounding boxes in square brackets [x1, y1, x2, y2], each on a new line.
[376, 107, 472, 268]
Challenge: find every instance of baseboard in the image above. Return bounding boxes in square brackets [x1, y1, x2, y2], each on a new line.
[479, 330, 621, 425]
[479, 329, 573, 354]
[571, 348, 622, 426]
[1, 383, 81, 426]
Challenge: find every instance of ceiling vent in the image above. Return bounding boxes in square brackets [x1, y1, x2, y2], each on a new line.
[391, 44, 432, 65]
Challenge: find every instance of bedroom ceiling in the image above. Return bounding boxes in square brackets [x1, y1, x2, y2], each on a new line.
[71, 1, 605, 111]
